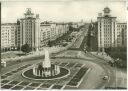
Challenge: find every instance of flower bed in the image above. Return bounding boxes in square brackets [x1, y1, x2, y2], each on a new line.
[67, 67, 88, 87]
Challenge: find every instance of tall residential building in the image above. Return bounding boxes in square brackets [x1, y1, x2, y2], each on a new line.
[116, 23, 127, 47]
[1, 23, 17, 51]
[97, 7, 127, 52]
[97, 7, 117, 52]
[19, 8, 41, 51]
[56, 23, 69, 37]
[1, 8, 70, 52]
[40, 22, 52, 47]
[15, 20, 20, 49]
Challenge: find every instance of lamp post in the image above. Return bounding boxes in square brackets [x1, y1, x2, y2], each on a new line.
[114, 58, 119, 89]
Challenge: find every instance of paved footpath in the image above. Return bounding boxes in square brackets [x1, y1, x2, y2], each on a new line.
[54, 50, 112, 89]
[90, 52, 127, 88]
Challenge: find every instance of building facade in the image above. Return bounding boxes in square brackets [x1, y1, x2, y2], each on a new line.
[40, 22, 52, 47]
[97, 7, 126, 52]
[1, 23, 17, 51]
[116, 23, 127, 47]
[56, 23, 69, 37]
[1, 8, 69, 52]
[18, 8, 41, 51]
[40, 22, 69, 50]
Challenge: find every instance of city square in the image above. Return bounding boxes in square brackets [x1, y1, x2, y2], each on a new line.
[1, 49, 112, 90]
[1, 0, 127, 90]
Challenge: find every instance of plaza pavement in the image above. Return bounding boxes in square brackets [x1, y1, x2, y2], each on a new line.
[110, 68, 127, 88]
[90, 52, 113, 62]
[90, 51, 127, 88]
[1, 55, 107, 89]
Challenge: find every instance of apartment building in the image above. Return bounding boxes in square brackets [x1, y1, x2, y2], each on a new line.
[18, 8, 41, 51]
[1, 23, 17, 51]
[97, 7, 126, 52]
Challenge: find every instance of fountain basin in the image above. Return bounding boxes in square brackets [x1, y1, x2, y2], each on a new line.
[22, 67, 70, 80]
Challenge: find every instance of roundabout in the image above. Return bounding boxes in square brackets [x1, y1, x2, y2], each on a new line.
[21, 49, 70, 80]
[1, 50, 113, 90]
[22, 66, 70, 80]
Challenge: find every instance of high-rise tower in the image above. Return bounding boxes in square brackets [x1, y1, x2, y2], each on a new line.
[97, 7, 117, 52]
[19, 8, 41, 51]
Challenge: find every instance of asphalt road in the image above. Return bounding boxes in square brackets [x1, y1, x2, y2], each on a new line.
[54, 24, 117, 89]
[65, 24, 124, 89]
[70, 25, 88, 49]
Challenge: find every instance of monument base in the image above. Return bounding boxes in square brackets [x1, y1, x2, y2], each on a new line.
[33, 64, 60, 77]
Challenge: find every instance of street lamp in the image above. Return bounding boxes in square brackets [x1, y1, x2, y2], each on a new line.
[114, 58, 119, 89]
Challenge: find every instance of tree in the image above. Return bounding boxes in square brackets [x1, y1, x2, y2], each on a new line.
[21, 43, 31, 54]
[105, 47, 127, 68]
[47, 40, 52, 47]
[86, 24, 92, 49]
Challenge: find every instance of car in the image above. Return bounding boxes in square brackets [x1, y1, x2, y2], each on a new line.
[103, 76, 109, 80]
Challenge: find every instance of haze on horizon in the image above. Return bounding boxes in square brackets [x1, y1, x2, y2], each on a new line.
[1, 0, 127, 23]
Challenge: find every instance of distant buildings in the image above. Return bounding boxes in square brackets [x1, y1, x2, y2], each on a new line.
[1, 8, 69, 51]
[40, 22, 69, 49]
[97, 7, 127, 52]
[71, 23, 79, 28]
[116, 23, 127, 47]
[40, 22, 52, 47]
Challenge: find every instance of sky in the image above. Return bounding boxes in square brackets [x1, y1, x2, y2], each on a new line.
[1, 0, 127, 23]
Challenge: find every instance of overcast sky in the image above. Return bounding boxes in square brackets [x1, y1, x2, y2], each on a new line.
[1, 0, 127, 23]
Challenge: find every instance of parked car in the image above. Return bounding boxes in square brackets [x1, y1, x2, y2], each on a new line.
[103, 76, 109, 80]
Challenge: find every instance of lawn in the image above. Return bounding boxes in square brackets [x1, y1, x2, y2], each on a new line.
[23, 67, 69, 80]
[1, 51, 25, 59]
[67, 66, 88, 87]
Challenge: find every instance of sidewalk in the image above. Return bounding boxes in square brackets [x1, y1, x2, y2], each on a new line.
[90, 52, 113, 62]
[2, 47, 63, 62]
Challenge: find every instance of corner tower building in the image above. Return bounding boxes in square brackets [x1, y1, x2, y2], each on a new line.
[19, 8, 41, 51]
[97, 7, 117, 52]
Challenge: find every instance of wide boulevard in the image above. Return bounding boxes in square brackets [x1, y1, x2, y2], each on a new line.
[1, 24, 126, 89]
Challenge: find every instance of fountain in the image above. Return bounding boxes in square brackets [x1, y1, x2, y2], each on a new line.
[33, 49, 60, 77]
[22, 48, 70, 80]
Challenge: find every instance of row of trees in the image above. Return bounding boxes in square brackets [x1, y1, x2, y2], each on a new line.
[47, 31, 71, 47]
[86, 23, 95, 51]
[7, 25, 82, 54]
[86, 22, 98, 52]
[47, 25, 77, 47]
[86, 24, 92, 48]
[20, 26, 77, 53]
[105, 47, 127, 68]
[21, 43, 31, 54]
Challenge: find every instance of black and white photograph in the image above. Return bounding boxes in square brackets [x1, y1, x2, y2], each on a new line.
[1, 0, 127, 90]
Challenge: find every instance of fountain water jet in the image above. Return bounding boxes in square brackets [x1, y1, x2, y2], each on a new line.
[33, 48, 60, 77]
[22, 48, 70, 80]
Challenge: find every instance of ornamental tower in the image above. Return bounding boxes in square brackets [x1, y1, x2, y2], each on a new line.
[103, 7, 111, 17]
